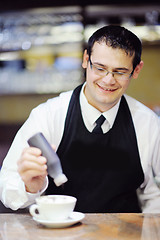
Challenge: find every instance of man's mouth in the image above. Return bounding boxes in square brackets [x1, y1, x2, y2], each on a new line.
[98, 84, 117, 92]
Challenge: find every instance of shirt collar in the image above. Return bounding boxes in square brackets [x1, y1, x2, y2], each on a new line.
[80, 83, 120, 128]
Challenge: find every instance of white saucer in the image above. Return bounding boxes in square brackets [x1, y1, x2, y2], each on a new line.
[33, 212, 85, 228]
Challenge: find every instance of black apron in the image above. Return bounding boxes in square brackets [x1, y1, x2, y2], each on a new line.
[46, 84, 144, 213]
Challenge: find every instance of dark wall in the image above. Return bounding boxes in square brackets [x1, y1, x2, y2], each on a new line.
[0, 124, 21, 167]
[0, 0, 160, 11]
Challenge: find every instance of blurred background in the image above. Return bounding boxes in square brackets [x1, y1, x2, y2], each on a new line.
[0, 1, 160, 165]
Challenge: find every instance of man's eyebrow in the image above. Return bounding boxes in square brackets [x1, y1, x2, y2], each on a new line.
[93, 61, 130, 71]
[115, 67, 130, 71]
[92, 61, 106, 67]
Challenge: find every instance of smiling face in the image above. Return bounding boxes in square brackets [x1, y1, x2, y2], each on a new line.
[82, 42, 143, 112]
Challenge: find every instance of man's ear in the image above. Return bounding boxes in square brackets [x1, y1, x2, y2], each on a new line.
[132, 61, 144, 79]
[82, 49, 89, 69]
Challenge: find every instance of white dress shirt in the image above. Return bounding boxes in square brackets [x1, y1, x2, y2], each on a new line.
[0, 83, 160, 212]
[80, 84, 120, 133]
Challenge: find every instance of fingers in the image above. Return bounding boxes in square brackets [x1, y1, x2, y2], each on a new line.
[19, 158, 47, 175]
[17, 147, 47, 182]
[17, 143, 56, 193]
[19, 147, 46, 167]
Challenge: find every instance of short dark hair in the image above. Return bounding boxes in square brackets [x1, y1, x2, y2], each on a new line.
[87, 25, 142, 71]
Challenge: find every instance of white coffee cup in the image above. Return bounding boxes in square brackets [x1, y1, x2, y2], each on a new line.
[29, 195, 77, 221]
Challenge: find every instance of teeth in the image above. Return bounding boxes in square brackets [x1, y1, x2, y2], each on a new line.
[98, 84, 115, 91]
[104, 88, 113, 91]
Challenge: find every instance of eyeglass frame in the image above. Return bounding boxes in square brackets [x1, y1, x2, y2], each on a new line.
[89, 57, 134, 80]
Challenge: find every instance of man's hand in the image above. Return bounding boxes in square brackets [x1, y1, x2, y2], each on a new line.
[17, 147, 47, 193]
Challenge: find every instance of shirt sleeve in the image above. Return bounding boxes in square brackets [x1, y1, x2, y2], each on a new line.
[0, 97, 56, 210]
[0, 91, 71, 210]
[0, 108, 48, 209]
[137, 115, 160, 213]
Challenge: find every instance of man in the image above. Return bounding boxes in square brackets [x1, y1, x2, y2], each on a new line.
[0, 25, 160, 213]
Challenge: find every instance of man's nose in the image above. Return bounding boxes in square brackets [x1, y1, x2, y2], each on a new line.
[102, 72, 116, 84]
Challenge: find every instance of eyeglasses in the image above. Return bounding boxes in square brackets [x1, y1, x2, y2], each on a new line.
[89, 59, 133, 81]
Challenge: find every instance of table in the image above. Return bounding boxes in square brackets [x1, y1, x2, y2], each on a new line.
[0, 213, 160, 240]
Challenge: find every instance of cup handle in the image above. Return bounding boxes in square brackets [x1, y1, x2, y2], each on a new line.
[29, 204, 40, 218]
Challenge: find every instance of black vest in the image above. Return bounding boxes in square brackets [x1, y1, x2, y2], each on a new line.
[46, 85, 144, 213]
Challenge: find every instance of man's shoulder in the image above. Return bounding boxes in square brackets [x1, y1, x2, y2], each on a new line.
[59, 89, 73, 101]
[49, 89, 73, 103]
[29, 89, 73, 119]
[38, 89, 73, 108]
[124, 94, 160, 124]
[124, 94, 156, 116]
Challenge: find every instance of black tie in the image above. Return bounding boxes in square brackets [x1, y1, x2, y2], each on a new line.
[92, 115, 105, 134]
